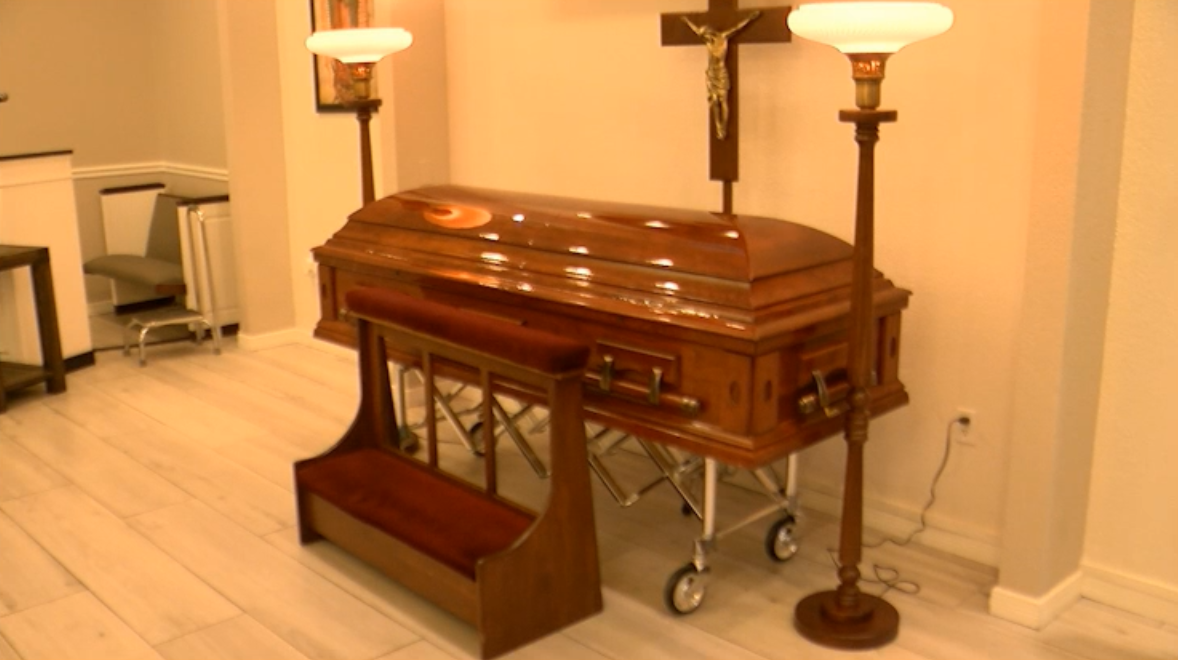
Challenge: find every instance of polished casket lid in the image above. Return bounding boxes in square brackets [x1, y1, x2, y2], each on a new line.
[316, 185, 908, 341]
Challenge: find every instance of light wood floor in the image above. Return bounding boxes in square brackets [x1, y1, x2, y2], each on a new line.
[1, 339, 1174, 660]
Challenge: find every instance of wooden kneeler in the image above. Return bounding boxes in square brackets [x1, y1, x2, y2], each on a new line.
[295, 287, 602, 658]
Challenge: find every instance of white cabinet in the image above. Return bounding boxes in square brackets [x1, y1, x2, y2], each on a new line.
[0, 151, 92, 361]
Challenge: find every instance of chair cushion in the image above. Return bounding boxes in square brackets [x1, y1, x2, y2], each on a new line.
[84, 254, 184, 287]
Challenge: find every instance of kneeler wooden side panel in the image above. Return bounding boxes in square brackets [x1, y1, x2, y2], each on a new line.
[476, 376, 602, 659]
[294, 287, 602, 659]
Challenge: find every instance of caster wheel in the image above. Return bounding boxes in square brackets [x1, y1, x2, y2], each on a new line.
[466, 421, 487, 456]
[664, 564, 707, 615]
[765, 514, 799, 562]
[397, 428, 421, 455]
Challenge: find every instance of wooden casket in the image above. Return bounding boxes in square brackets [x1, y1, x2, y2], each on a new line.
[314, 185, 910, 468]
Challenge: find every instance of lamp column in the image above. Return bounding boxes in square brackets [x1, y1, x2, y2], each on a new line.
[785, 1, 953, 650]
[794, 106, 898, 648]
[352, 97, 382, 205]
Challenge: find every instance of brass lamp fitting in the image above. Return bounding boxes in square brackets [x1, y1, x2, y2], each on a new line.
[347, 62, 376, 102]
[848, 53, 890, 110]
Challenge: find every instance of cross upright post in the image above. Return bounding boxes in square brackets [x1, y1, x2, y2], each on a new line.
[662, 0, 791, 213]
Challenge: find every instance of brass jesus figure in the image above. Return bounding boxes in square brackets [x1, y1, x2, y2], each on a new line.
[682, 10, 760, 140]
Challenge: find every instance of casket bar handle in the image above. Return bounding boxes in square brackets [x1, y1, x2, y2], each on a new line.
[798, 370, 849, 418]
[586, 370, 700, 417]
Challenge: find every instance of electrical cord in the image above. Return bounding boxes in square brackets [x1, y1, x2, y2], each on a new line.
[826, 415, 969, 598]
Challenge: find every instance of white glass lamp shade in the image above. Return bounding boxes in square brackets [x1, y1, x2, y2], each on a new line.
[305, 27, 413, 63]
[787, 2, 953, 54]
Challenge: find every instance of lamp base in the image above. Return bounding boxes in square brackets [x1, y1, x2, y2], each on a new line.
[794, 591, 899, 649]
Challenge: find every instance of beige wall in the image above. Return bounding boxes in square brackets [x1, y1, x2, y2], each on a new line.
[0, 0, 160, 166]
[0, 0, 225, 170]
[217, 0, 297, 339]
[155, 0, 228, 169]
[992, 0, 1131, 625]
[1084, 0, 1178, 621]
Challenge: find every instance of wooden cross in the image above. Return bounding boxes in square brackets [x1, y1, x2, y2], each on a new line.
[662, 0, 792, 213]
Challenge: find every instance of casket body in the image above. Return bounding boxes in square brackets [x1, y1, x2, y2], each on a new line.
[314, 185, 909, 467]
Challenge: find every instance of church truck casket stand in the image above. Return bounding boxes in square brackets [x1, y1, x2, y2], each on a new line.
[313, 185, 910, 468]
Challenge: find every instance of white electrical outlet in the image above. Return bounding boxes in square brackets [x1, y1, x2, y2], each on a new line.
[953, 408, 976, 445]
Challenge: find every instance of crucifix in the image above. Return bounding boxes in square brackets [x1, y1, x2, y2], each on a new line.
[661, 0, 792, 214]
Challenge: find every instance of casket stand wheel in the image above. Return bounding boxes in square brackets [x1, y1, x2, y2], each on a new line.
[765, 514, 799, 562]
[664, 564, 708, 615]
[465, 420, 488, 456]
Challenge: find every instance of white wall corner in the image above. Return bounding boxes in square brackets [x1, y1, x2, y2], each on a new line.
[989, 570, 1084, 629]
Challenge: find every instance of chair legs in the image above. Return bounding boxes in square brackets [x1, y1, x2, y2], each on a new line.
[122, 312, 222, 367]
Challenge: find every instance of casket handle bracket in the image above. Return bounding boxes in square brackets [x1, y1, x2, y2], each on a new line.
[649, 367, 663, 405]
[600, 354, 615, 392]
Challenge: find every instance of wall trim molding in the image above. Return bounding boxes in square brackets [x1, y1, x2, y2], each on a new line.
[989, 570, 1083, 630]
[1082, 560, 1178, 627]
[990, 562, 1178, 630]
[73, 161, 229, 182]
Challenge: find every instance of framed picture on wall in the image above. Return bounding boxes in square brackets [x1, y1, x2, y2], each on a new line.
[310, 0, 377, 112]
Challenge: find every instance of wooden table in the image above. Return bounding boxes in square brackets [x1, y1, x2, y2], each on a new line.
[0, 245, 66, 412]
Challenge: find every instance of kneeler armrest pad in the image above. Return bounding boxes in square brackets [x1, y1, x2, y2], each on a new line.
[345, 287, 590, 374]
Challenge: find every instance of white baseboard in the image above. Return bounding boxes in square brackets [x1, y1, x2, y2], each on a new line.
[1082, 560, 1178, 627]
[989, 570, 1084, 629]
[236, 328, 312, 351]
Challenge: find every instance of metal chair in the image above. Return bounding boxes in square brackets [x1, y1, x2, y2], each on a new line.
[122, 205, 222, 366]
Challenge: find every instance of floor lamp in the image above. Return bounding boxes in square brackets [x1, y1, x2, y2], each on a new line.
[305, 27, 414, 205]
[787, 1, 953, 649]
